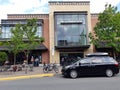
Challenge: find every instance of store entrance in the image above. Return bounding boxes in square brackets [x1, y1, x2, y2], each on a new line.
[60, 52, 83, 66]
[29, 50, 42, 66]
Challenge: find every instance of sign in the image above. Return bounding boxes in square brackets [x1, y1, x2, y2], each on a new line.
[52, 47, 54, 56]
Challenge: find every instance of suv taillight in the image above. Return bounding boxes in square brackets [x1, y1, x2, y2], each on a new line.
[115, 63, 119, 67]
[114, 61, 119, 67]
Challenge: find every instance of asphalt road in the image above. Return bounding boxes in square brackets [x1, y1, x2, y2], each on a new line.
[0, 73, 120, 90]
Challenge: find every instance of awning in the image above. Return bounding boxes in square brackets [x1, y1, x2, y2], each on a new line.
[34, 44, 48, 51]
[0, 44, 48, 51]
[55, 45, 90, 52]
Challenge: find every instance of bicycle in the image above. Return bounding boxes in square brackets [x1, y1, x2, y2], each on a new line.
[43, 63, 59, 73]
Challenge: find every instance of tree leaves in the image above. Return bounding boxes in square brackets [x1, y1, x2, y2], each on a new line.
[89, 4, 120, 53]
[7, 18, 44, 64]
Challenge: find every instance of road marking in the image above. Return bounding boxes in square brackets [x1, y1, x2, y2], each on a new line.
[0, 74, 54, 81]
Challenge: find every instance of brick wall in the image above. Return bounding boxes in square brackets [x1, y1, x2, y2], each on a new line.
[91, 13, 98, 52]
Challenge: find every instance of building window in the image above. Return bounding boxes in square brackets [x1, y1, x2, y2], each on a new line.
[54, 12, 88, 46]
[36, 26, 42, 37]
[1, 26, 12, 38]
[1, 20, 43, 39]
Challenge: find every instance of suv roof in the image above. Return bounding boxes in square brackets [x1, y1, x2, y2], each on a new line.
[86, 52, 109, 57]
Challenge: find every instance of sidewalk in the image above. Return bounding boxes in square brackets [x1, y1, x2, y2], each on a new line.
[0, 66, 62, 81]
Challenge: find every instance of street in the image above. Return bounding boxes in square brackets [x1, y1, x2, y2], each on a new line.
[0, 73, 120, 90]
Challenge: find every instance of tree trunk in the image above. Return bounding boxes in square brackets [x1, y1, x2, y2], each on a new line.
[24, 50, 29, 64]
[14, 53, 16, 65]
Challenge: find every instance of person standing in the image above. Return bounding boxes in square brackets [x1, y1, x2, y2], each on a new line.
[31, 56, 34, 66]
[35, 57, 39, 67]
[61, 57, 64, 66]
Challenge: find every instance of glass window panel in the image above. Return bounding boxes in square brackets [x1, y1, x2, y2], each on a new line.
[71, 15, 78, 21]
[64, 15, 71, 21]
[55, 12, 88, 46]
[36, 26, 42, 37]
[56, 15, 63, 25]
[80, 58, 91, 64]
[91, 57, 103, 64]
[1, 20, 43, 39]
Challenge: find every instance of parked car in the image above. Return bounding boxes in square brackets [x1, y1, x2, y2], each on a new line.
[61, 53, 119, 78]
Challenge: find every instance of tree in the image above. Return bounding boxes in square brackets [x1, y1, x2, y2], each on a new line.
[89, 4, 120, 58]
[0, 26, 8, 66]
[21, 18, 44, 63]
[8, 24, 25, 65]
[1, 18, 44, 65]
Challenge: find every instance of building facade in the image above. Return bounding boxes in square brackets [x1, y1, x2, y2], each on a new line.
[0, 14, 50, 64]
[0, 1, 96, 65]
[49, 1, 93, 65]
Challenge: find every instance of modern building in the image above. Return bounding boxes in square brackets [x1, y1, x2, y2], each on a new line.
[0, 1, 97, 65]
[49, 1, 93, 65]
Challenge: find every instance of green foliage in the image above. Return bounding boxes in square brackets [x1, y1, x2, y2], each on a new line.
[7, 24, 25, 64]
[89, 4, 120, 52]
[21, 18, 45, 62]
[1, 18, 45, 65]
[0, 52, 7, 65]
[10, 24, 25, 53]
[22, 18, 44, 50]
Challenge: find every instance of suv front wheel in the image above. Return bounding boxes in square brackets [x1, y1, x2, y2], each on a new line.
[70, 70, 78, 78]
[105, 69, 114, 77]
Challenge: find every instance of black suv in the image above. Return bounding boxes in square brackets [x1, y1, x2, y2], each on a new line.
[61, 52, 119, 78]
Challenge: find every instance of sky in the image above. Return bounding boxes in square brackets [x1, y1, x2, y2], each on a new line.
[0, 0, 120, 21]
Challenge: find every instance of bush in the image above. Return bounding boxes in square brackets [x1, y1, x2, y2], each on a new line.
[0, 52, 7, 66]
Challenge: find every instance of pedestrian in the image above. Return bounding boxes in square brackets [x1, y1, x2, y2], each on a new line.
[61, 57, 64, 66]
[31, 56, 34, 65]
[35, 57, 39, 67]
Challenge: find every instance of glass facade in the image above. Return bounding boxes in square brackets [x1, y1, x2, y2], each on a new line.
[1, 20, 43, 38]
[55, 12, 88, 46]
[1, 25, 12, 38]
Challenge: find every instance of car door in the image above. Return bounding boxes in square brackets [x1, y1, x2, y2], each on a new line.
[91, 57, 104, 75]
[79, 58, 93, 75]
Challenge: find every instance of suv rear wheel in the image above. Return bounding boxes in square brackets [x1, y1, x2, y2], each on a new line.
[105, 69, 113, 77]
[70, 70, 78, 78]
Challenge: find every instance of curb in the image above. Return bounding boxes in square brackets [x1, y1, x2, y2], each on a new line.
[0, 73, 55, 81]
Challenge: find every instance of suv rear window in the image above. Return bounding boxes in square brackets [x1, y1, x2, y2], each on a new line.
[102, 57, 115, 63]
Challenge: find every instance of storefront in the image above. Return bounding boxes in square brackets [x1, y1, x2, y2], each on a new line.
[49, 1, 93, 64]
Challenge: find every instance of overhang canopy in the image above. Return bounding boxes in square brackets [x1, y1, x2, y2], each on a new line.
[34, 44, 48, 51]
[0, 44, 48, 51]
[55, 45, 90, 52]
